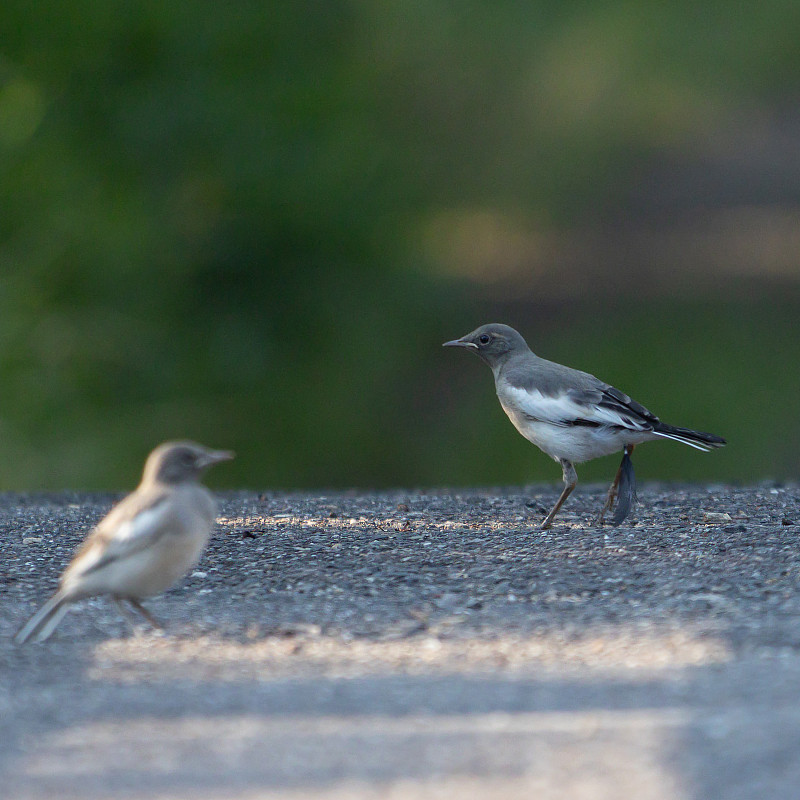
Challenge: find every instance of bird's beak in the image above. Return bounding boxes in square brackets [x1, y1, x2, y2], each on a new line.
[442, 337, 478, 349]
[201, 449, 236, 467]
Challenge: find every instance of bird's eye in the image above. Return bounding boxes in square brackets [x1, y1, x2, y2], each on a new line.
[479, 334, 491, 345]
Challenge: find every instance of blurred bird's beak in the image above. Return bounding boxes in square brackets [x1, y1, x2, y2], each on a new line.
[201, 449, 236, 467]
[442, 337, 478, 349]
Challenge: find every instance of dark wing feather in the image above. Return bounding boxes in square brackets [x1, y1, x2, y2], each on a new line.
[565, 384, 660, 431]
[597, 385, 660, 424]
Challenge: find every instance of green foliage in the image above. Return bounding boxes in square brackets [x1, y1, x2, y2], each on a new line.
[0, 1, 799, 487]
[432, 293, 800, 488]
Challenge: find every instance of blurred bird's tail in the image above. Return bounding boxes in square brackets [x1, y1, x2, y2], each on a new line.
[14, 592, 71, 645]
[653, 423, 727, 452]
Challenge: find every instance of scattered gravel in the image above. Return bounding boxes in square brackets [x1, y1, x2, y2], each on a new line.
[2, 483, 800, 799]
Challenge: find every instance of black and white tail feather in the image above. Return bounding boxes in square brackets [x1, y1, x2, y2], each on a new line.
[602, 397, 725, 525]
[651, 423, 727, 452]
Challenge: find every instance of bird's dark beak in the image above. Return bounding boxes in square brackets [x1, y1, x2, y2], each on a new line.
[443, 337, 478, 349]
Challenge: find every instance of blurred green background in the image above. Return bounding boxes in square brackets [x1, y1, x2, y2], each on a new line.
[1, 0, 799, 489]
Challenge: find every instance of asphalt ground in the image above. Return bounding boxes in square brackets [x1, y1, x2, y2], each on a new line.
[2, 483, 800, 799]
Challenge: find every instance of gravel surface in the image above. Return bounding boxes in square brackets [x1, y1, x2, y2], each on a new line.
[2, 483, 800, 799]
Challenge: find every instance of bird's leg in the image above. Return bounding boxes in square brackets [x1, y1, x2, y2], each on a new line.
[126, 598, 164, 630]
[541, 459, 577, 530]
[596, 444, 636, 525]
[113, 597, 142, 630]
[113, 597, 163, 631]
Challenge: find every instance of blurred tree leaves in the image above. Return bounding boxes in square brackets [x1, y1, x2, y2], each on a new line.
[1, 1, 799, 487]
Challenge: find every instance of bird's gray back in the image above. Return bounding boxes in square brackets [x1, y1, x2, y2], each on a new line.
[498, 351, 603, 397]
[496, 350, 660, 428]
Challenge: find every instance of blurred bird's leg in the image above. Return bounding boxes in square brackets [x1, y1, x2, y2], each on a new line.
[114, 597, 141, 630]
[126, 598, 164, 630]
[596, 445, 636, 526]
[114, 597, 163, 631]
[541, 459, 577, 530]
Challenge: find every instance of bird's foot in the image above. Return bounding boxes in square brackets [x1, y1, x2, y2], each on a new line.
[595, 485, 620, 526]
[595, 501, 615, 527]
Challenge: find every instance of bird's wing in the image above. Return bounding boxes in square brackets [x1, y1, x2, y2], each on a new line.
[564, 384, 660, 430]
[500, 353, 661, 432]
[63, 491, 175, 581]
[504, 381, 659, 432]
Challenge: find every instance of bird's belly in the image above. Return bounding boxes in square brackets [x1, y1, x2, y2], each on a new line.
[502, 407, 652, 463]
[79, 530, 210, 599]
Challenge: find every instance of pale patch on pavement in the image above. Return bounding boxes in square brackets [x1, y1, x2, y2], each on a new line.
[88, 627, 732, 682]
[13, 710, 691, 800]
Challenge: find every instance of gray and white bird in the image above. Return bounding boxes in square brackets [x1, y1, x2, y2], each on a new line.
[15, 441, 234, 644]
[444, 323, 725, 528]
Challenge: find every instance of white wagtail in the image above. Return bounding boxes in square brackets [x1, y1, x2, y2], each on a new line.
[444, 323, 726, 528]
[15, 441, 234, 644]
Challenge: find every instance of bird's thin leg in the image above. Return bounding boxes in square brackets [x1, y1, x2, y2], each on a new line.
[113, 597, 141, 628]
[541, 459, 577, 530]
[113, 597, 163, 631]
[596, 444, 635, 525]
[126, 598, 164, 630]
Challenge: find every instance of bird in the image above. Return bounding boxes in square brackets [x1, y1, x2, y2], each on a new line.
[15, 440, 234, 644]
[444, 323, 726, 529]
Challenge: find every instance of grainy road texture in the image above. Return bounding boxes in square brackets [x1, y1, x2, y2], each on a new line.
[2, 484, 800, 799]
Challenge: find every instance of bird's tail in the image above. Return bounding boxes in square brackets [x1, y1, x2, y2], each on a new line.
[15, 592, 71, 645]
[652, 423, 727, 452]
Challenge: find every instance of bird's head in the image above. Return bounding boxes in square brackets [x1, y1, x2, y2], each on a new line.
[443, 323, 529, 368]
[142, 441, 235, 486]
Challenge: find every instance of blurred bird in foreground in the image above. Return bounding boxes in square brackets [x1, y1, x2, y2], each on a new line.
[15, 441, 234, 644]
[444, 324, 726, 528]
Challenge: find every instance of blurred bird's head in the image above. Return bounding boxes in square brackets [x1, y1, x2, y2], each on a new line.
[143, 441, 235, 486]
[443, 323, 529, 368]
